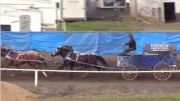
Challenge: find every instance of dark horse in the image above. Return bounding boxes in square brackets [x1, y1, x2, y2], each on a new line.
[1, 45, 48, 77]
[51, 45, 109, 72]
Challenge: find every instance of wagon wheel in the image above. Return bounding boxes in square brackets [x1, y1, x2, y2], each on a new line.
[153, 62, 171, 80]
[122, 64, 138, 80]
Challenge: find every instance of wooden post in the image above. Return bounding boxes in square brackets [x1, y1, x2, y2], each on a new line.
[34, 70, 38, 87]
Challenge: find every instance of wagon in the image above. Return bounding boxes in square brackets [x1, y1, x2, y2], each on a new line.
[117, 44, 177, 80]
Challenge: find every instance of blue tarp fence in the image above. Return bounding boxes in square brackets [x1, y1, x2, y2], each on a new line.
[1, 31, 180, 56]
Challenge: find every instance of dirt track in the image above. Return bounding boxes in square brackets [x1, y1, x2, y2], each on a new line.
[2, 72, 180, 98]
[1, 53, 180, 97]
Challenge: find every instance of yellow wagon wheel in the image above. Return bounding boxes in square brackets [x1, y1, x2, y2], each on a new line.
[122, 64, 138, 80]
[153, 62, 172, 80]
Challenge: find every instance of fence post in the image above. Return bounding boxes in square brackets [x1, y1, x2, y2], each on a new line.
[34, 70, 38, 87]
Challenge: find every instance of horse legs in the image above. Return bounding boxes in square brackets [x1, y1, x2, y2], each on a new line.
[10, 66, 18, 77]
[80, 65, 91, 78]
[40, 63, 48, 77]
[69, 63, 74, 79]
[1, 60, 7, 75]
[3, 59, 16, 76]
[41, 71, 48, 77]
[10, 62, 19, 77]
[28, 62, 48, 78]
[3, 59, 12, 67]
[80, 56, 96, 78]
[58, 63, 65, 70]
[9, 65, 19, 77]
[10, 61, 25, 76]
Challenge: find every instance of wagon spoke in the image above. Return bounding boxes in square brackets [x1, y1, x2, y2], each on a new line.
[153, 62, 172, 80]
[122, 64, 138, 80]
[156, 73, 161, 79]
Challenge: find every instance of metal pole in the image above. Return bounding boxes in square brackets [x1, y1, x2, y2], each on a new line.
[60, 0, 66, 31]
[60, 20, 66, 31]
[34, 70, 38, 87]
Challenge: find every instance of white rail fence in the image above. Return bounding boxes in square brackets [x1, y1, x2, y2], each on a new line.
[1, 68, 180, 87]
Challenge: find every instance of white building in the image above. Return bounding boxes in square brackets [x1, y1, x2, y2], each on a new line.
[129, 0, 180, 22]
[0, 10, 42, 31]
[87, 0, 126, 19]
[0, 0, 87, 30]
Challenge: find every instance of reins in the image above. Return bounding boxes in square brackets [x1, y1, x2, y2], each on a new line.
[64, 52, 111, 69]
[3, 56, 62, 64]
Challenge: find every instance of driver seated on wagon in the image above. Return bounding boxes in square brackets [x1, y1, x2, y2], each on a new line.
[119, 34, 136, 56]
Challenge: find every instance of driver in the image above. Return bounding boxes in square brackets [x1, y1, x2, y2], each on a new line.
[119, 34, 136, 55]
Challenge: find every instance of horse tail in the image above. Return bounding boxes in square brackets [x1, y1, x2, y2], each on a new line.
[96, 56, 109, 67]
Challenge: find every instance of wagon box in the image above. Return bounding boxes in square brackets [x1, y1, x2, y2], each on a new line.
[117, 44, 177, 80]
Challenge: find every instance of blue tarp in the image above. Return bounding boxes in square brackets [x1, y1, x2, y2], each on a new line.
[1, 31, 180, 56]
[1, 32, 67, 51]
[64, 32, 129, 55]
[1, 32, 30, 50]
[30, 32, 67, 51]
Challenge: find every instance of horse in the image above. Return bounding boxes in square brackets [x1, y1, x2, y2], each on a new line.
[1, 45, 48, 77]
[51, 45, 109, 77]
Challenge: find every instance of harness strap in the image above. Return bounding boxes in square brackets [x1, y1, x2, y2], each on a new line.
[5, 53, 11, 59]
[16, 54, 21, 60]
[76, 54, 80, 61]
[65, 53, 72, 60]
[65, 58, 109, 69]
[65, 52, 80, 61]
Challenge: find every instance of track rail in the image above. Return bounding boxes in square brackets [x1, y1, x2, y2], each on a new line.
[1, 68, 180, 87]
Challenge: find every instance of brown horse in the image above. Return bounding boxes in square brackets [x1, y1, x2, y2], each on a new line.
[51, 45, 109, 77]
[1, 45, 48, 77]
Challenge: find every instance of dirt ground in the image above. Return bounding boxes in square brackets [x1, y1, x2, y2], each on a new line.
[1, 53, 180, 98]
[1, 82, 38, 101]
[2, 73, 180, 98]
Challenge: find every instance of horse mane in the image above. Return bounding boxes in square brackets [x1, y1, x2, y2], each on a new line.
[60, 45, 74, 52]
[61, 45, 97, 55]
[61, 45, 73, 49]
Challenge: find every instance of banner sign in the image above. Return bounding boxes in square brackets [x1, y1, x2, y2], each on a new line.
[144, 44, 176, 56]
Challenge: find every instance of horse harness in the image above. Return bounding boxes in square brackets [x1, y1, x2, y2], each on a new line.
[4, 51, 12, 59]
[64, 51, 108, 69]
[65, 52, 80, 61]
[5, 51, 36, 60]
[65, 51, 95, 62]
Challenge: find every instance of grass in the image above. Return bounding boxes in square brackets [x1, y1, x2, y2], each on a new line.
[57, 17, 180, 31]
[41, 93, 180, 101]
[65, 20, 143, 31]
[61, 20, 144, 31]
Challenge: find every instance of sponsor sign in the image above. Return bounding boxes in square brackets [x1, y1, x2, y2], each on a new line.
[144, 44, 176, 56]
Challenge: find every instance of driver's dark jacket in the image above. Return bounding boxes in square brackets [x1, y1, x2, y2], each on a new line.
[125, 39, 136, 51]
